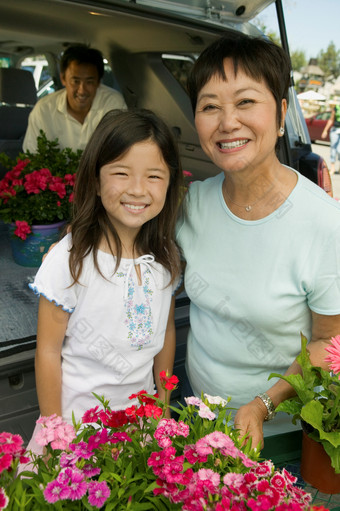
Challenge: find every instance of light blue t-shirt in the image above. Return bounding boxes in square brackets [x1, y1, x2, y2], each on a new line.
[176, 170, 340, 435]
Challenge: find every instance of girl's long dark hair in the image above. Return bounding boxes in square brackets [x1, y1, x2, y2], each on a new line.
[69, 108, 183, 284]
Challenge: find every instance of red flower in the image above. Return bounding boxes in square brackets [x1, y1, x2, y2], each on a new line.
[49, 176, 66, 199]
[14, 220, 31, 240]
[159, 370, 179, 391]
[64, 173, 76, 186]
[24, 168, 52, 194]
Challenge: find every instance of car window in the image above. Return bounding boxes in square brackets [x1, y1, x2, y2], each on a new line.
[20, 55, 54, 94]
[162, 54, 196, 91]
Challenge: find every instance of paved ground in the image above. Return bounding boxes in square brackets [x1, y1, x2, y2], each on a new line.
[311, 141, 340, 200]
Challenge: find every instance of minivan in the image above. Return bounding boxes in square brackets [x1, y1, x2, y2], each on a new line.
[0, 0, 333, 443]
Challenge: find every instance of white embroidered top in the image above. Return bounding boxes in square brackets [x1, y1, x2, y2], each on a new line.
[29, 233, 178, 423]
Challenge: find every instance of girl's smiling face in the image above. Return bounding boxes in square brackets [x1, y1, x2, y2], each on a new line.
[97, 140, 170, 243]
[194, 58, 287, 177]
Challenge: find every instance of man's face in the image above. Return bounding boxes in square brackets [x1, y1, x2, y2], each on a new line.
[61, 60, 100, 117]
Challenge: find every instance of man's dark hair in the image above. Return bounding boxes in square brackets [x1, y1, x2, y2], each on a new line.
[60, 44, 105, 80]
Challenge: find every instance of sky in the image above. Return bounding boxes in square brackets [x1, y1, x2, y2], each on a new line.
[255, 0, 340, 61]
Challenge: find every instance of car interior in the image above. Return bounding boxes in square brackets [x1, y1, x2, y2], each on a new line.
[0, 0, 332, 442]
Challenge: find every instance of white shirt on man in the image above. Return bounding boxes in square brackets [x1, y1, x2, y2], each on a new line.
[23, 84, 127, 153]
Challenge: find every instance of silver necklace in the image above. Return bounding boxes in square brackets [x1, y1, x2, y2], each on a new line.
[223, 186, 264, 212]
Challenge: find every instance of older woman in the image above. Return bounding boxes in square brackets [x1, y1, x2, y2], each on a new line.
[176, 33, 340, 448]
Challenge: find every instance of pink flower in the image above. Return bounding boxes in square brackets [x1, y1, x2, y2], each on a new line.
[35, 414, 75, 450]
[0, 487, 9, 510]
[63, 468, 87, 501]
[198, 403, 215, 420]
[87, 480, 110, 508]
[184, 396, 202, 407]
[196, 468, 220, 487]
[183, 170, 193, 177]
[44, 480, 64, 504]
[14, 220, 31, 240]
[195, 438, 213, 457]
[223, 472, 245, 488]
[82, 464, 101, 478]
[0, 432, 24, 454]
[325, 335, 340, 376]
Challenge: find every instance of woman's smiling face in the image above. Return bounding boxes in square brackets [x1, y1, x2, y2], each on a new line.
[194, 58, 287, 177]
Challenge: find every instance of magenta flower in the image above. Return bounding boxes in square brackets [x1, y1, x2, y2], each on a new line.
[82, 406, 101, 423]
[13, 220, 31, 240]
[325, 335, 340, 376]
[44, 480, 64, 504]
[270, 472, 286, 492]
[0, 453, 12, 474]
[0, 432, 24, 454]
[64, 468, 87, 501]
[0, 487, 9, 510]
[87, 480, 110, 508]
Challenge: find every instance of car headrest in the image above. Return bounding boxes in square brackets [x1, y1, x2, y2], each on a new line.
[0, 68, 37, 105]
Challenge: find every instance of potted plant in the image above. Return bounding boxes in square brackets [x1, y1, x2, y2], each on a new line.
[0, 372, 326, 510]
[0, 131, 81, 266]
[270, 334, 340, 493]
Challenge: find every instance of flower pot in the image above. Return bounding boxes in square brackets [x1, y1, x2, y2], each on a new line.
[300, 427, 340, 494]
[9, 220, 66, 267]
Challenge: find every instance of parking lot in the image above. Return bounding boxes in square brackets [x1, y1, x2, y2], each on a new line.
[312, 142, 340, 199]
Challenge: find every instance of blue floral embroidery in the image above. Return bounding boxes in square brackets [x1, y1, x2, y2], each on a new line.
[117, 268, 154, 349]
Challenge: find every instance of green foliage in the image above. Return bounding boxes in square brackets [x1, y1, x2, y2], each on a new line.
[317, 41, 340, 78]
[0, 130, 82, 228]
[269, 333, 340, 473]
[291, 49, 307, 72]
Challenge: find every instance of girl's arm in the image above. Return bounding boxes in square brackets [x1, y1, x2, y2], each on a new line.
[35, 296, 70, 417]
[153, 296, 176, 405]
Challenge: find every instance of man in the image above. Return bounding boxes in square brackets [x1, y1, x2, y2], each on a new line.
[23, 45, 127, 153]
[322, 100, 340, 175]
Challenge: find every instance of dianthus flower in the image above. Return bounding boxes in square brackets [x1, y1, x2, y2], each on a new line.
[0, 432, 24, 455]
[82, 406, 101, 424]
[198, 402, 215, 420]
[0, 487, 9, 510]
[159, 370, 179, 390]
[87, 480, 110, 508]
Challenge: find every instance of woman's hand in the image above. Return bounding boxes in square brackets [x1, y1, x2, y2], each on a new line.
[233, 397, 268, 450]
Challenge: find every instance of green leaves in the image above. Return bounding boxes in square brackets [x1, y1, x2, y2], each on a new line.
[269, 332, 340, 474]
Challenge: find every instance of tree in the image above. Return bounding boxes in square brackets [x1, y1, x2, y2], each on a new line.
[317, 42, 340, 78]
[290, 49, 307, 72]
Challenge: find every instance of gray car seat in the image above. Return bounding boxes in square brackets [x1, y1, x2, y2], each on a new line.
[0, 68, 37, 178]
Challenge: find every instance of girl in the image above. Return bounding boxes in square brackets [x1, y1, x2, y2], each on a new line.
[29, 108, 183, 425]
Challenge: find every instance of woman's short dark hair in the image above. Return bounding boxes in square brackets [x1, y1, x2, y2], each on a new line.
[187, 33, 291, 127]
[60, 44, 105, 80]
[69, 108, 183, 284]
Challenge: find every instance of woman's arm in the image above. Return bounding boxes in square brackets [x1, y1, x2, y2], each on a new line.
[35, 296, 70, 417]
[234, 312, 340, 449]
[153, 296, 176, 405]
